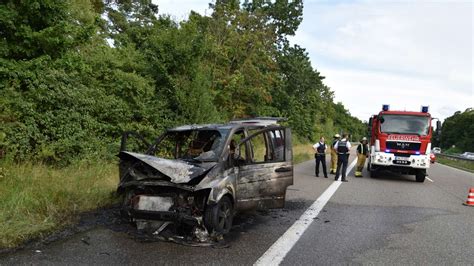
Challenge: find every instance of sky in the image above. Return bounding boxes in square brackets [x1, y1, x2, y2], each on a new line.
[154, 0, 473, 122]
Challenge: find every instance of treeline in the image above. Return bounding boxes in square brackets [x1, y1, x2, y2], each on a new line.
[439, 108, 473, 153]
[0, 0, 364, 165]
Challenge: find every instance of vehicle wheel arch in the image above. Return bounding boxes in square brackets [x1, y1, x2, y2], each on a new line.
[206, 185, 235, 206]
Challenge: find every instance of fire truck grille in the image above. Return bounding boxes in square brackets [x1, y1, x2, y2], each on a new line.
[386, 141, 421, 151]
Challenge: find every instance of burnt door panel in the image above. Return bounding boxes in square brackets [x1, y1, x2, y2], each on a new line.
[235, 128, 293, 211]
[284, 128, 293, 164]
[236, 162, 292, 210]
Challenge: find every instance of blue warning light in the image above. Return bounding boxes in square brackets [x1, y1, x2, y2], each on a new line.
[382, 104, 390, 111]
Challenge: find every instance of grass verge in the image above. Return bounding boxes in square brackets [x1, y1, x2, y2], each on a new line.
[293, 142, 314, 164]
[436, 156, 474, 173]
[0, 161, 118, 249]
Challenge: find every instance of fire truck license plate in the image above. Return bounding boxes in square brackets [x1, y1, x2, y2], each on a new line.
[394, 156, 409, 161]
[394, 160, 410, 165]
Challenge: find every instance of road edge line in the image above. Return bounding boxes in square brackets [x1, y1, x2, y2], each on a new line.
[254, 159, 357, 266]
[436, 162, 474, 175]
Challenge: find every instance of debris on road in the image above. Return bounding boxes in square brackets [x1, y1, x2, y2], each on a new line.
[80, 237, 90, 245]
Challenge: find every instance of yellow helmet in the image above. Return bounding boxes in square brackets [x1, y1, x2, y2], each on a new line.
[334, 134, 341, 138]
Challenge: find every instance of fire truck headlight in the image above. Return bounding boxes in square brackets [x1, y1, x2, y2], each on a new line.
[377, 154, 386, 162]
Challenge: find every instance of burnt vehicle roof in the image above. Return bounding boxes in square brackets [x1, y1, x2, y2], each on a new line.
[168, 118, 287, 132]
[168, 124, 233, 131]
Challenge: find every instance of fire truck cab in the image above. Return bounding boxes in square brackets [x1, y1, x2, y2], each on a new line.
[367, 105, 441, 182]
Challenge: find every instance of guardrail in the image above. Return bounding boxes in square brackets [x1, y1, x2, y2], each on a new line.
[437, 153, 474, 162]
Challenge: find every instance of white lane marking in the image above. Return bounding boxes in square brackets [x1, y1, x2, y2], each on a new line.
[254, 159, 357, 266]
[426, 177, 434, 182]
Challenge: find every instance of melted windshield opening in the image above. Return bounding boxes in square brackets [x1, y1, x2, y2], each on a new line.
[152, 129, 228, 162]
[380, 115, 430, 136]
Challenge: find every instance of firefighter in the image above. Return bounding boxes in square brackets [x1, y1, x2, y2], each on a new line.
[313, 136, 328, 178]
[330, 134, 340, 174]
[355, 137, 369, 177]
[334, 133, 351, 182]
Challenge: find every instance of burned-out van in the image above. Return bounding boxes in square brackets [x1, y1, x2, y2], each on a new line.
[117, 118, 293, 242]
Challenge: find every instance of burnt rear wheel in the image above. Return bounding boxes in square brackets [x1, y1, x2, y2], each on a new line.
[204, 196, 234, 235]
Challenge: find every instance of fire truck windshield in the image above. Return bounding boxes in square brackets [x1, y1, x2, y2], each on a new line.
[380, 115, 430, 136]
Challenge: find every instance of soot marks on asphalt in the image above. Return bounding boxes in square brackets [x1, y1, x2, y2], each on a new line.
[122, 199, 309, 247]
[0, 205, 123, 257]
[226, 199, 310, 242]
[283, 199, 313, 211]
[0, 198, 312, 256]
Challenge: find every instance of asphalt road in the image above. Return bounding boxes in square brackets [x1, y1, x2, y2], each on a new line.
[1, 150, 473, 265]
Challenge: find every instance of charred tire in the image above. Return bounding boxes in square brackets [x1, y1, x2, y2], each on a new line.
[204, 196, 234, 235]
[415, 170, 426, 183]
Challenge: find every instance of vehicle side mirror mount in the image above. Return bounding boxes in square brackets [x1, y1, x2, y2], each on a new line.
[436, 120, 442, 134]
[367, 122, 372, 138]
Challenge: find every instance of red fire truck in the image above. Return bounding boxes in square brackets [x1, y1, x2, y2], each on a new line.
[367, 105, 441, 182]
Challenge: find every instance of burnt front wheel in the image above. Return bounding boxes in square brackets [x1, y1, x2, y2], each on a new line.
[204, 196, 234, 235]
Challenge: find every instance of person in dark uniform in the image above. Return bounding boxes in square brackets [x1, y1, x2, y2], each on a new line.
[312, 136, 328, 178]
[334, 134, 351, 182]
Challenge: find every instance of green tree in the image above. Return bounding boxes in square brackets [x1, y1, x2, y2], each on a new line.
[440, 108, 474, 152]
[0, 0, 96, 60]
[0, 0, 365, 164]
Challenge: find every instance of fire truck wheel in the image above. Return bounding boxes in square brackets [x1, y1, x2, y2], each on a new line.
[415, 170, 426, 182]
[370, 170, 377, 178]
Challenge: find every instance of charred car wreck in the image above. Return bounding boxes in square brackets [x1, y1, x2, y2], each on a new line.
[117, 118, 293, 244]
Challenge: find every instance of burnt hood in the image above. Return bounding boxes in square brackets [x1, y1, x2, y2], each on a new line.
[119, 151, 216, 184]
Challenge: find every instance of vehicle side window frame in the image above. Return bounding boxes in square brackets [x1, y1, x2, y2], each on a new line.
[237, 126, 286, 165]
[225, 128, 249, 168]
[268, 129, 285, 162]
